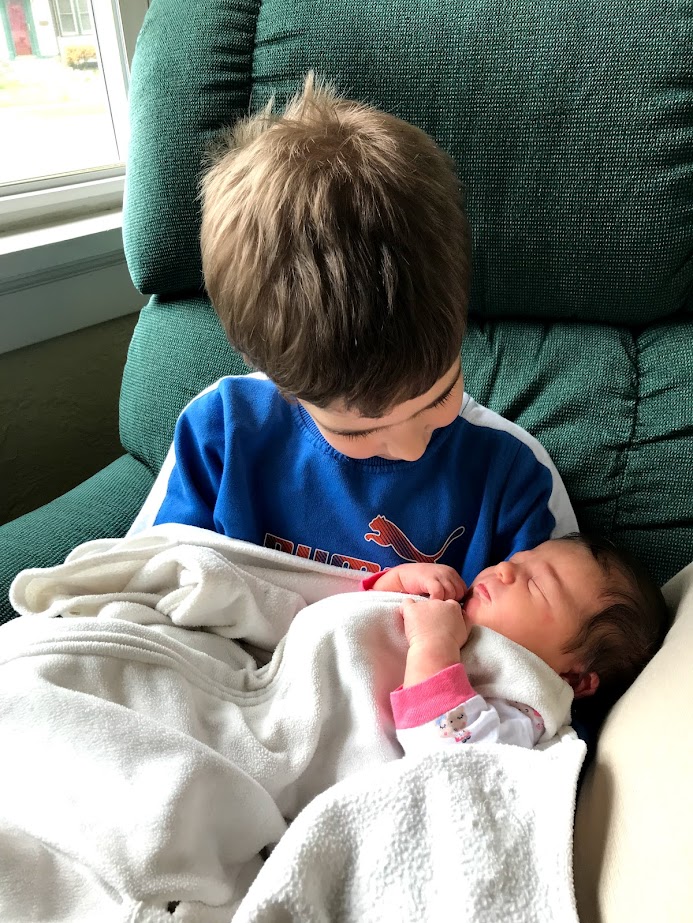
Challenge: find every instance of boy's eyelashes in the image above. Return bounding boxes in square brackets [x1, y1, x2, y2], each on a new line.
[334, 390, 454, 441]
[430, 391, 453, 410]
[340, 429, 372, 441]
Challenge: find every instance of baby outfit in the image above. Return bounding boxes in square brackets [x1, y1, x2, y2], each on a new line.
[390, 625, 574, 755]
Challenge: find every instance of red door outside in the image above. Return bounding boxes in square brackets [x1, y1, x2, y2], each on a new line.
[7, 1, 33, 56]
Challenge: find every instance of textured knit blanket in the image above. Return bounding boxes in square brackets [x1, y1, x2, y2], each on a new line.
[0, 525, 584, 922]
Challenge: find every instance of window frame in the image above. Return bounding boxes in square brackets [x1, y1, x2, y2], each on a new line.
[0, 0, 148, 233]
[0, 0, 149, 356]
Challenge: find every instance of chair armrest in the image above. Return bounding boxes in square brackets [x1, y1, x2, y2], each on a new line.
[0, 454, 153, 626]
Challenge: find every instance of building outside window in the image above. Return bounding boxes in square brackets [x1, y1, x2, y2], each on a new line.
[51, 0, 94, 38]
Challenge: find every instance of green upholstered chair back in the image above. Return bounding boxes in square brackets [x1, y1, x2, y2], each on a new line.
[121, 0, 693, 585]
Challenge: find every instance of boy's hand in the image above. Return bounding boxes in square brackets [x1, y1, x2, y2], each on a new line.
[373, 563, 466, 600]
[400, 597, 470, 650]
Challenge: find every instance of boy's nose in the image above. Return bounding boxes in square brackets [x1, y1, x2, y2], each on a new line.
[389, 438, 428, 461]
[385, 427, 431, 461]
[496, 561, 516, 584]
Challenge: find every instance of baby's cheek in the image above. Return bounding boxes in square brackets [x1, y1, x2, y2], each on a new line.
[537, 608, 556, 626]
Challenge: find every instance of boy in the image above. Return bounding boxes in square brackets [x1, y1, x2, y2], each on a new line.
[130, 75, 577, 587]
[365, 533, 670, 752]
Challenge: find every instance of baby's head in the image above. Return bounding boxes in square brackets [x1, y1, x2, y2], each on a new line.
[463, 533, 670, 698]
[200, 74, 471, 456]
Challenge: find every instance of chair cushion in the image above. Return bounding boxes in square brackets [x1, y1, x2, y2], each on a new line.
[124, 0, 258, 298]
[120, 296, 249, 469]
[573, 559, 693, 922]
[124, 0, 693, 323]
[463, 317, 693, 585]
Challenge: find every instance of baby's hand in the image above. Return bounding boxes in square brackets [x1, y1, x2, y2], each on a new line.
[400, 597, 470, 651]
[373, 563, 466, 600]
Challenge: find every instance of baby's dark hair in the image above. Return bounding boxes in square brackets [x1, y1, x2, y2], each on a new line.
[560, 532, 671, 690]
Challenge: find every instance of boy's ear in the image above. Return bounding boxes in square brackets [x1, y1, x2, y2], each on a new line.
[560, 670, 600, 699]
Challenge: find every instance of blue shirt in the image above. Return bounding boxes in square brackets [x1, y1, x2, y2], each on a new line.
[130, 375, 577, 586]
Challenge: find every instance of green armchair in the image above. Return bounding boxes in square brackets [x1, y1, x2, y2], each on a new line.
[1, 1, 692, 915]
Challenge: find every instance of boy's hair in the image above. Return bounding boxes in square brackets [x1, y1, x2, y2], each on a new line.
[200, 73, 471, 417]
[561, 533, 671, 690]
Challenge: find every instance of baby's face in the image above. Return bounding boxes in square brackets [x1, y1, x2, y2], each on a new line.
[463, 539, 611, 674]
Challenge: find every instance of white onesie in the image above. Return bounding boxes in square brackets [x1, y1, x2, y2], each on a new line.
[391, 625, 574, 756]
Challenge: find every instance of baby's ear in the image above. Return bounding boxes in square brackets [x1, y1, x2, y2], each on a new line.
[561, 671, 600, 699]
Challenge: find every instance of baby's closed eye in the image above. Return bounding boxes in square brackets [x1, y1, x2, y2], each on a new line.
[529, 578, 546, 599]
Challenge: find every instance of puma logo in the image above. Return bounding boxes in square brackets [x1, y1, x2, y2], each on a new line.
[364, 515, 466, 564]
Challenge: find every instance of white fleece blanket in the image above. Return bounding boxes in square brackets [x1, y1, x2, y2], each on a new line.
[0, 525, 585, 922]
[235, 730, 584, 923]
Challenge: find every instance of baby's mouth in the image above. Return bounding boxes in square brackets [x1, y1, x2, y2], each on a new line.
[470, 583, 491, 603]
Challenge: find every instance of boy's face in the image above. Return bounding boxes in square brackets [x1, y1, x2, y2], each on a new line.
[463, 539, 614, 677]
[299, 361, 464, 460]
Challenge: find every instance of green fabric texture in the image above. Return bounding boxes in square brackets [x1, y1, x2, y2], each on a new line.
[463, 319, 693, 585]
[0, 455, 153, 625]
[123, 0, 260, 295]
[120, 296, 250, 469]
[122, 299, 693, 586]
[124, 0, 693, 322]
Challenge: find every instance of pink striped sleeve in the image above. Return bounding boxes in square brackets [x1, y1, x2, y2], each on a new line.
[390, 663, 476, 729]
[360, 570, 389, 591]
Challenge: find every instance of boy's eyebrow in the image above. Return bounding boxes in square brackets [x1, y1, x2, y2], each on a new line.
[323, 363, 462, 437]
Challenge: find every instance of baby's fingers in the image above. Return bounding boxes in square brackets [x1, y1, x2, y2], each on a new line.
[446, 573, 467, 600]
[426, 575, 466, 601]
[425, 580, 446, 600]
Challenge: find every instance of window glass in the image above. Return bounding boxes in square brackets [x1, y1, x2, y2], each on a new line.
[0, 0, 121, 186]
[55, 0, 78, 36]
[76, 0, 92, 35]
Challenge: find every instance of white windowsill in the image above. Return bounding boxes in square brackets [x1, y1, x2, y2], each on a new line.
[0, 209, 125, 281]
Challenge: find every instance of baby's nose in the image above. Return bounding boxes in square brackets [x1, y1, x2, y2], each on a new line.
[496, 561, 516, 584]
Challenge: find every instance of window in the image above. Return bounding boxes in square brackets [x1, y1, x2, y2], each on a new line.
[51, 0, 93, 38]
[0, 0, 148, 230]
[0, 0, 148, 357]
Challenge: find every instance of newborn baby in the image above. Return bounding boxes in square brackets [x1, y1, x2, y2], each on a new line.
[365, 533, 669, 753]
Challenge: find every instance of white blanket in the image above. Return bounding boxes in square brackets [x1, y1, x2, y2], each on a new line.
[1, 525, 585, 922]
[235, 731, 584, 923]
